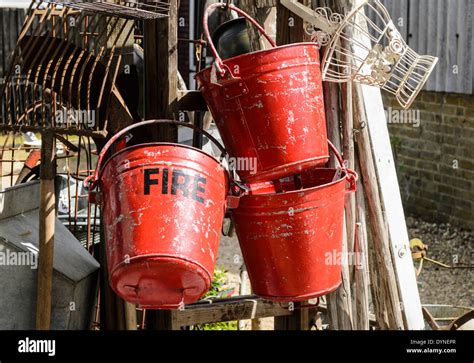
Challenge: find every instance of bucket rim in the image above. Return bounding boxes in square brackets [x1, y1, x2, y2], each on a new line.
[242, 168, 349, 198]
[195, 42, 321, 78]
[98, 142, 231, 188]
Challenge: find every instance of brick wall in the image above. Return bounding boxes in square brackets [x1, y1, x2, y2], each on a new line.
[384, 91, 474, 231]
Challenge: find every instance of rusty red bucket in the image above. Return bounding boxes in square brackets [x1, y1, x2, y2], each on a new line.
[195, 3, 328, 183]
[86, 120, 240, 309]
[231, 142, 357, 301]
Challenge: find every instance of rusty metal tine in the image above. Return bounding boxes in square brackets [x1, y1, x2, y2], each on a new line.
[0, 0, 40, 112]
[12, 3, 51, 125]
[95, 19, 134, 112]
[41, 7, 72, 128]
[32, 6, 68, 127]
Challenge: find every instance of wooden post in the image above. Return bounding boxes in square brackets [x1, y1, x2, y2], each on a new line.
[353, 84, 404, 330]
[354, 155, 370, 330]
[350, 0, 424, 329]
[323, 80, 354, 330]
[274, 303, 309, 330]
[145, 0, 178, 136]
[124, 301, 138, 330]
[35, 130, 56, 330]
[99, 225, 118, 330]
[276, 0, 308, 45]
[144, 0, 179, 330]
[239, 0, 276, 50]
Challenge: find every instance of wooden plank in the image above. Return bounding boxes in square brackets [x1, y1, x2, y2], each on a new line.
[0, 10, 4, 78]
[354, 70, 424, 334]
[351, 2, 431, 328]
[176, 296, 292, 327]
[274, 302, 309, 331]
[360, 94, 424, 329]
[354, 158, 370, 330]
[323, 81, 341, 330]
[353, 84, 404, 330]
[276, 0, 307, 46]
[143, 0, 179, 330]
[144, 0, 178, 139]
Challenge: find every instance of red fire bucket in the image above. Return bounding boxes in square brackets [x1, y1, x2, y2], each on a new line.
[195, 3, 328, 183]
[86, 120, 240, 309]
[231, 142, 357, 301]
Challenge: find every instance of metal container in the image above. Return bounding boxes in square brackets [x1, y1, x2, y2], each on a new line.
[212, 17, 251, 60]
[0, 181, 99, 330]
[231, 143, 357, 301]
[196, 3, 328, 183]
[87, 120, 238, 309]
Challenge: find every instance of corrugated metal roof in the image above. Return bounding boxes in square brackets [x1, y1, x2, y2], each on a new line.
[379, 0, 473, 95]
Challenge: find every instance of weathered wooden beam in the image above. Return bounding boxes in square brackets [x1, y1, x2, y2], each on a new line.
[276, 0, 308, 46]
[144, 0, 178, 139]
[35, 130, 56, 330]
[353, 83, 404, 330]
[177, 296, 292, 327]
[351, 0, 424, 330]
[274, 302, 310, 331]
[354, 156, 370, 330]
[144, 0, 179, 330]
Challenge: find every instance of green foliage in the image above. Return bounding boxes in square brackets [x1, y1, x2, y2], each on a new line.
[191, 266, 238, 331]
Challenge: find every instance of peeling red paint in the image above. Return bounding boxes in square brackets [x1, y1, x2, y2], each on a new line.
[195, 43, 329, 183]
[99, 144, 229, 309]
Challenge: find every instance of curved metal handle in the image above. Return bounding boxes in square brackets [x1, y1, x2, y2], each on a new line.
[85, 120, 228, 191]
[328, 140, 358, 193]
[203, 3, 277, 76]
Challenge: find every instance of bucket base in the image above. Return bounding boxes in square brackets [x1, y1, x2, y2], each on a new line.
[109, 255, 212, 309]
[254, 281, 342, 303]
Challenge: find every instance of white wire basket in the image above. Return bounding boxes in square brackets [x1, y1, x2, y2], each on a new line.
[321, 0, 438, 109]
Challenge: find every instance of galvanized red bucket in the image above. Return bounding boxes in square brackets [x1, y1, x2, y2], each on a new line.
[231, 142, 357, 301]
[86, 120, 240, 309]
[195, 3, 328, 183]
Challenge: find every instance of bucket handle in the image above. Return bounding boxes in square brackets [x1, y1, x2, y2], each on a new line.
[204, 3, 277, 76]
[328, 140, 358, 193]
[85, 120, 231, 192]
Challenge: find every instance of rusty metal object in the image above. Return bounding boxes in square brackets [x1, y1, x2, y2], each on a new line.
[45, 0, 170, 20]
[0, 0, 164, 137]
[86, 120, 241, 309]
[231, 142, 357, 302]
[196, 3, 328, 183]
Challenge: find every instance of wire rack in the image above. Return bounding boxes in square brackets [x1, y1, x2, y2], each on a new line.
[0, 0, 169, 137]
[44, 0, 170, 20]
[321, 0, 438, 109]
